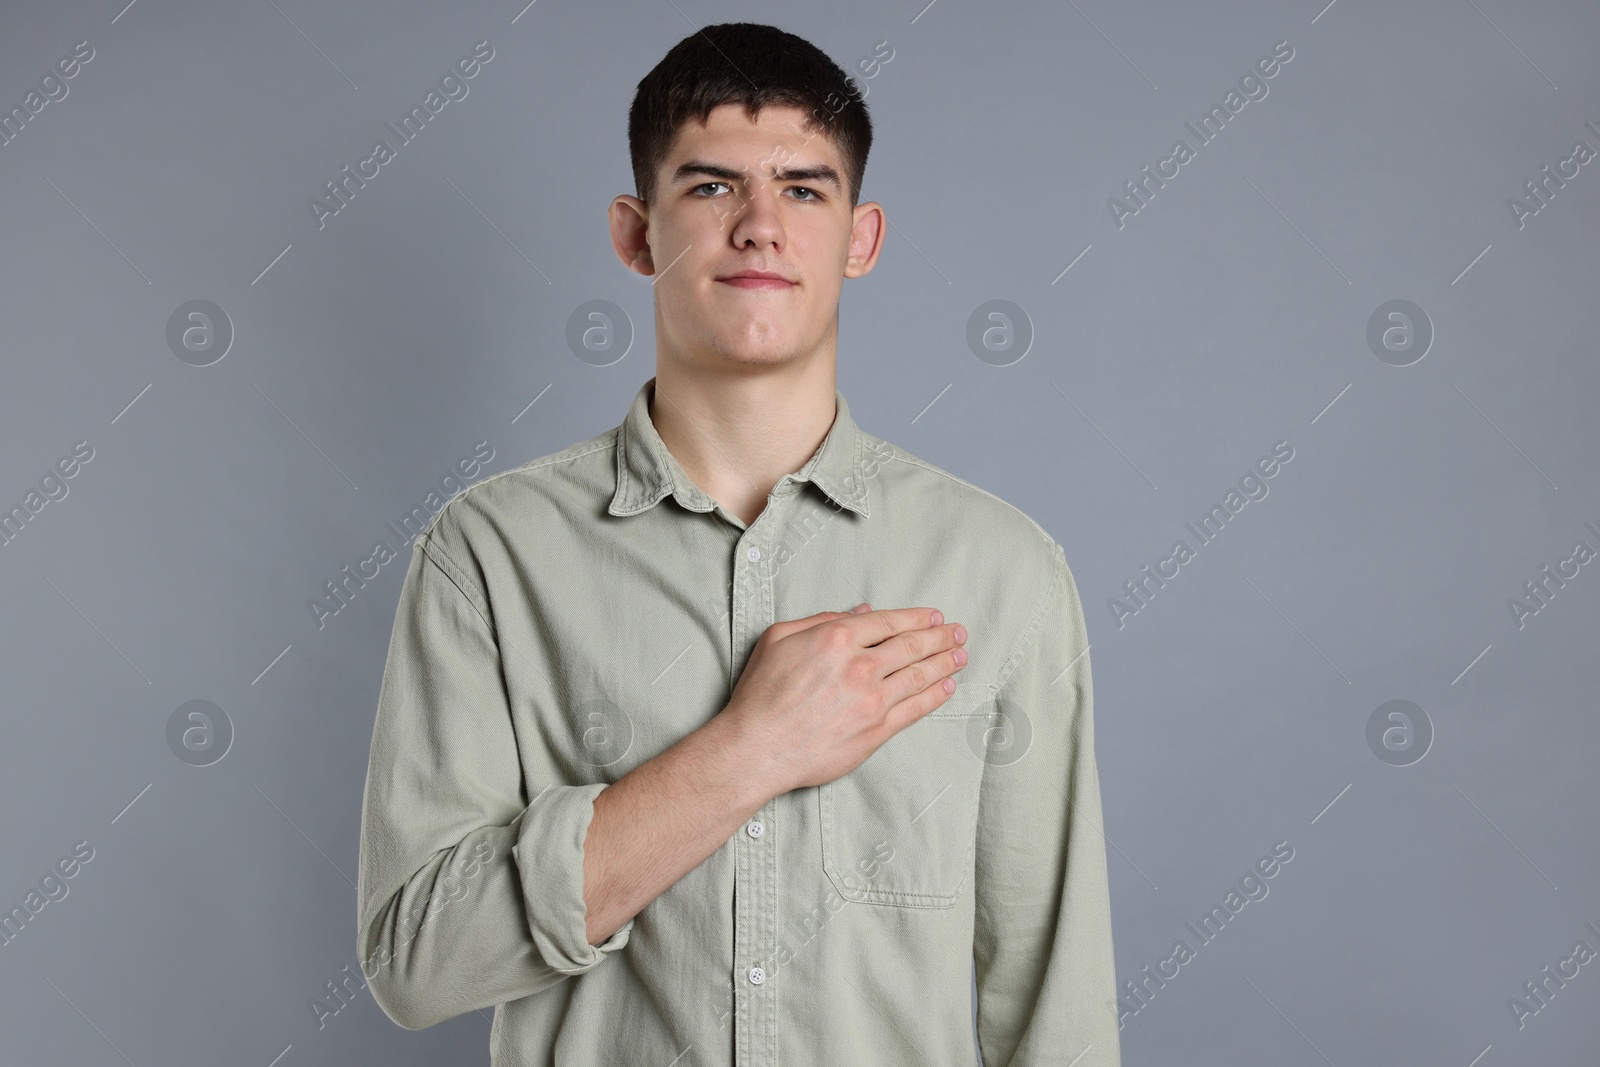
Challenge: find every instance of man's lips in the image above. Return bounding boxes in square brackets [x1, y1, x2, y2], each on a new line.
[716, 272, 796, 290]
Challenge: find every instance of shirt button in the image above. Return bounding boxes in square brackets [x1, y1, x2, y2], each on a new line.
[746, 818, 764, 838]
[749, 965, 765, 985]
[746, 546, 761, 562]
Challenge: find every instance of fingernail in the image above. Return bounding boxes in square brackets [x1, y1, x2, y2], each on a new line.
[931, 610, 943, 626]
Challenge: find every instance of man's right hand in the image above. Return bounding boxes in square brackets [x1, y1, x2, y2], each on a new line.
[723, 603, 969, 796]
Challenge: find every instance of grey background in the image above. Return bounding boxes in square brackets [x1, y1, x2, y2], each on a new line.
[2, 0, 1596, 1064]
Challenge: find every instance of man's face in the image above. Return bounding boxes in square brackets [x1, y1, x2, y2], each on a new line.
[611, 102, 883, 374]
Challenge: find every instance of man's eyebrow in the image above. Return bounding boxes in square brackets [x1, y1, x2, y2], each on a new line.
[669, 160, 842, 192]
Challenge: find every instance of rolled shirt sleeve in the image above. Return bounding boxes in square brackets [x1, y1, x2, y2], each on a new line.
[356, 522, 631, 1031]
[972, 542, 1120, 1066]
[515, 780, 635, 973]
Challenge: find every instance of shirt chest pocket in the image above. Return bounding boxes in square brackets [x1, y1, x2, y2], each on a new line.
[817, 686, 993, 908]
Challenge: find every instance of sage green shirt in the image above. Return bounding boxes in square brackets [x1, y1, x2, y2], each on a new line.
[356, 377, 1120, 1066]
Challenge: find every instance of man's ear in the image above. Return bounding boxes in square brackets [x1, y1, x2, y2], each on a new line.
[610, 194, 655, 277]
[844, 200, 886, 279]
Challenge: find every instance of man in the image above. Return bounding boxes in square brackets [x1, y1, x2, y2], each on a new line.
[356, 21, 1119, 1067]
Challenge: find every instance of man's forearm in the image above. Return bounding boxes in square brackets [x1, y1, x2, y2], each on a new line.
[581, 710, 780, 946]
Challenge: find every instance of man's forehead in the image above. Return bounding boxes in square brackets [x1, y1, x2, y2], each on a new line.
[668, 102, 835, 160]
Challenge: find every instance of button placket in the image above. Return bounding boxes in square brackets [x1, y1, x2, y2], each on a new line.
[730, 503, 784, 1066]
[732, 518, 774, 1062]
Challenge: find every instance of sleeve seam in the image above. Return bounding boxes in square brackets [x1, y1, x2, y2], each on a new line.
[416, 533, 496, 636]
[993, 541, 1069, 697]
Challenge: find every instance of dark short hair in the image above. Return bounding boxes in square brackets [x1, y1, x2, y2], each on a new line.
[628, 23, 873, 209]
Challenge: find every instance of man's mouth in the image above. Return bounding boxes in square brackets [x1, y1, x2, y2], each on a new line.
[716, 271, 796, 290]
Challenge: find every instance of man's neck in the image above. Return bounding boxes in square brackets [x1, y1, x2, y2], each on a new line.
[648, 361, 840, 527]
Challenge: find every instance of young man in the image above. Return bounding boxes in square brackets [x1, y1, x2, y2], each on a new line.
[357, 22, 1119, 1067]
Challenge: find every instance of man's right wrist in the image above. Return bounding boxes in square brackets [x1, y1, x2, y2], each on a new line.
[704, 705, 786, 813]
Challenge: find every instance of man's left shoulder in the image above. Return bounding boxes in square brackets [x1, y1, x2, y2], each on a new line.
[865, 433, 1069, 582]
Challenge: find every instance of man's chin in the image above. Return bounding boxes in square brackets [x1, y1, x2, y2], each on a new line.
[700, 340, 805, 369]
[704, 322, 804, 358]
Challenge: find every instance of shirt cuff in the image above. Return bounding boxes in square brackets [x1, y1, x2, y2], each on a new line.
[511, 781, 635, 975]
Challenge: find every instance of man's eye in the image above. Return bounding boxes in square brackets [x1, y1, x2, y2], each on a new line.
[694, 182, 731, 197]
[789, 187, 820, 202]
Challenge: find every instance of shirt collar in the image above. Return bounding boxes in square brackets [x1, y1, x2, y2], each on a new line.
[609, 376, 872, 520]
